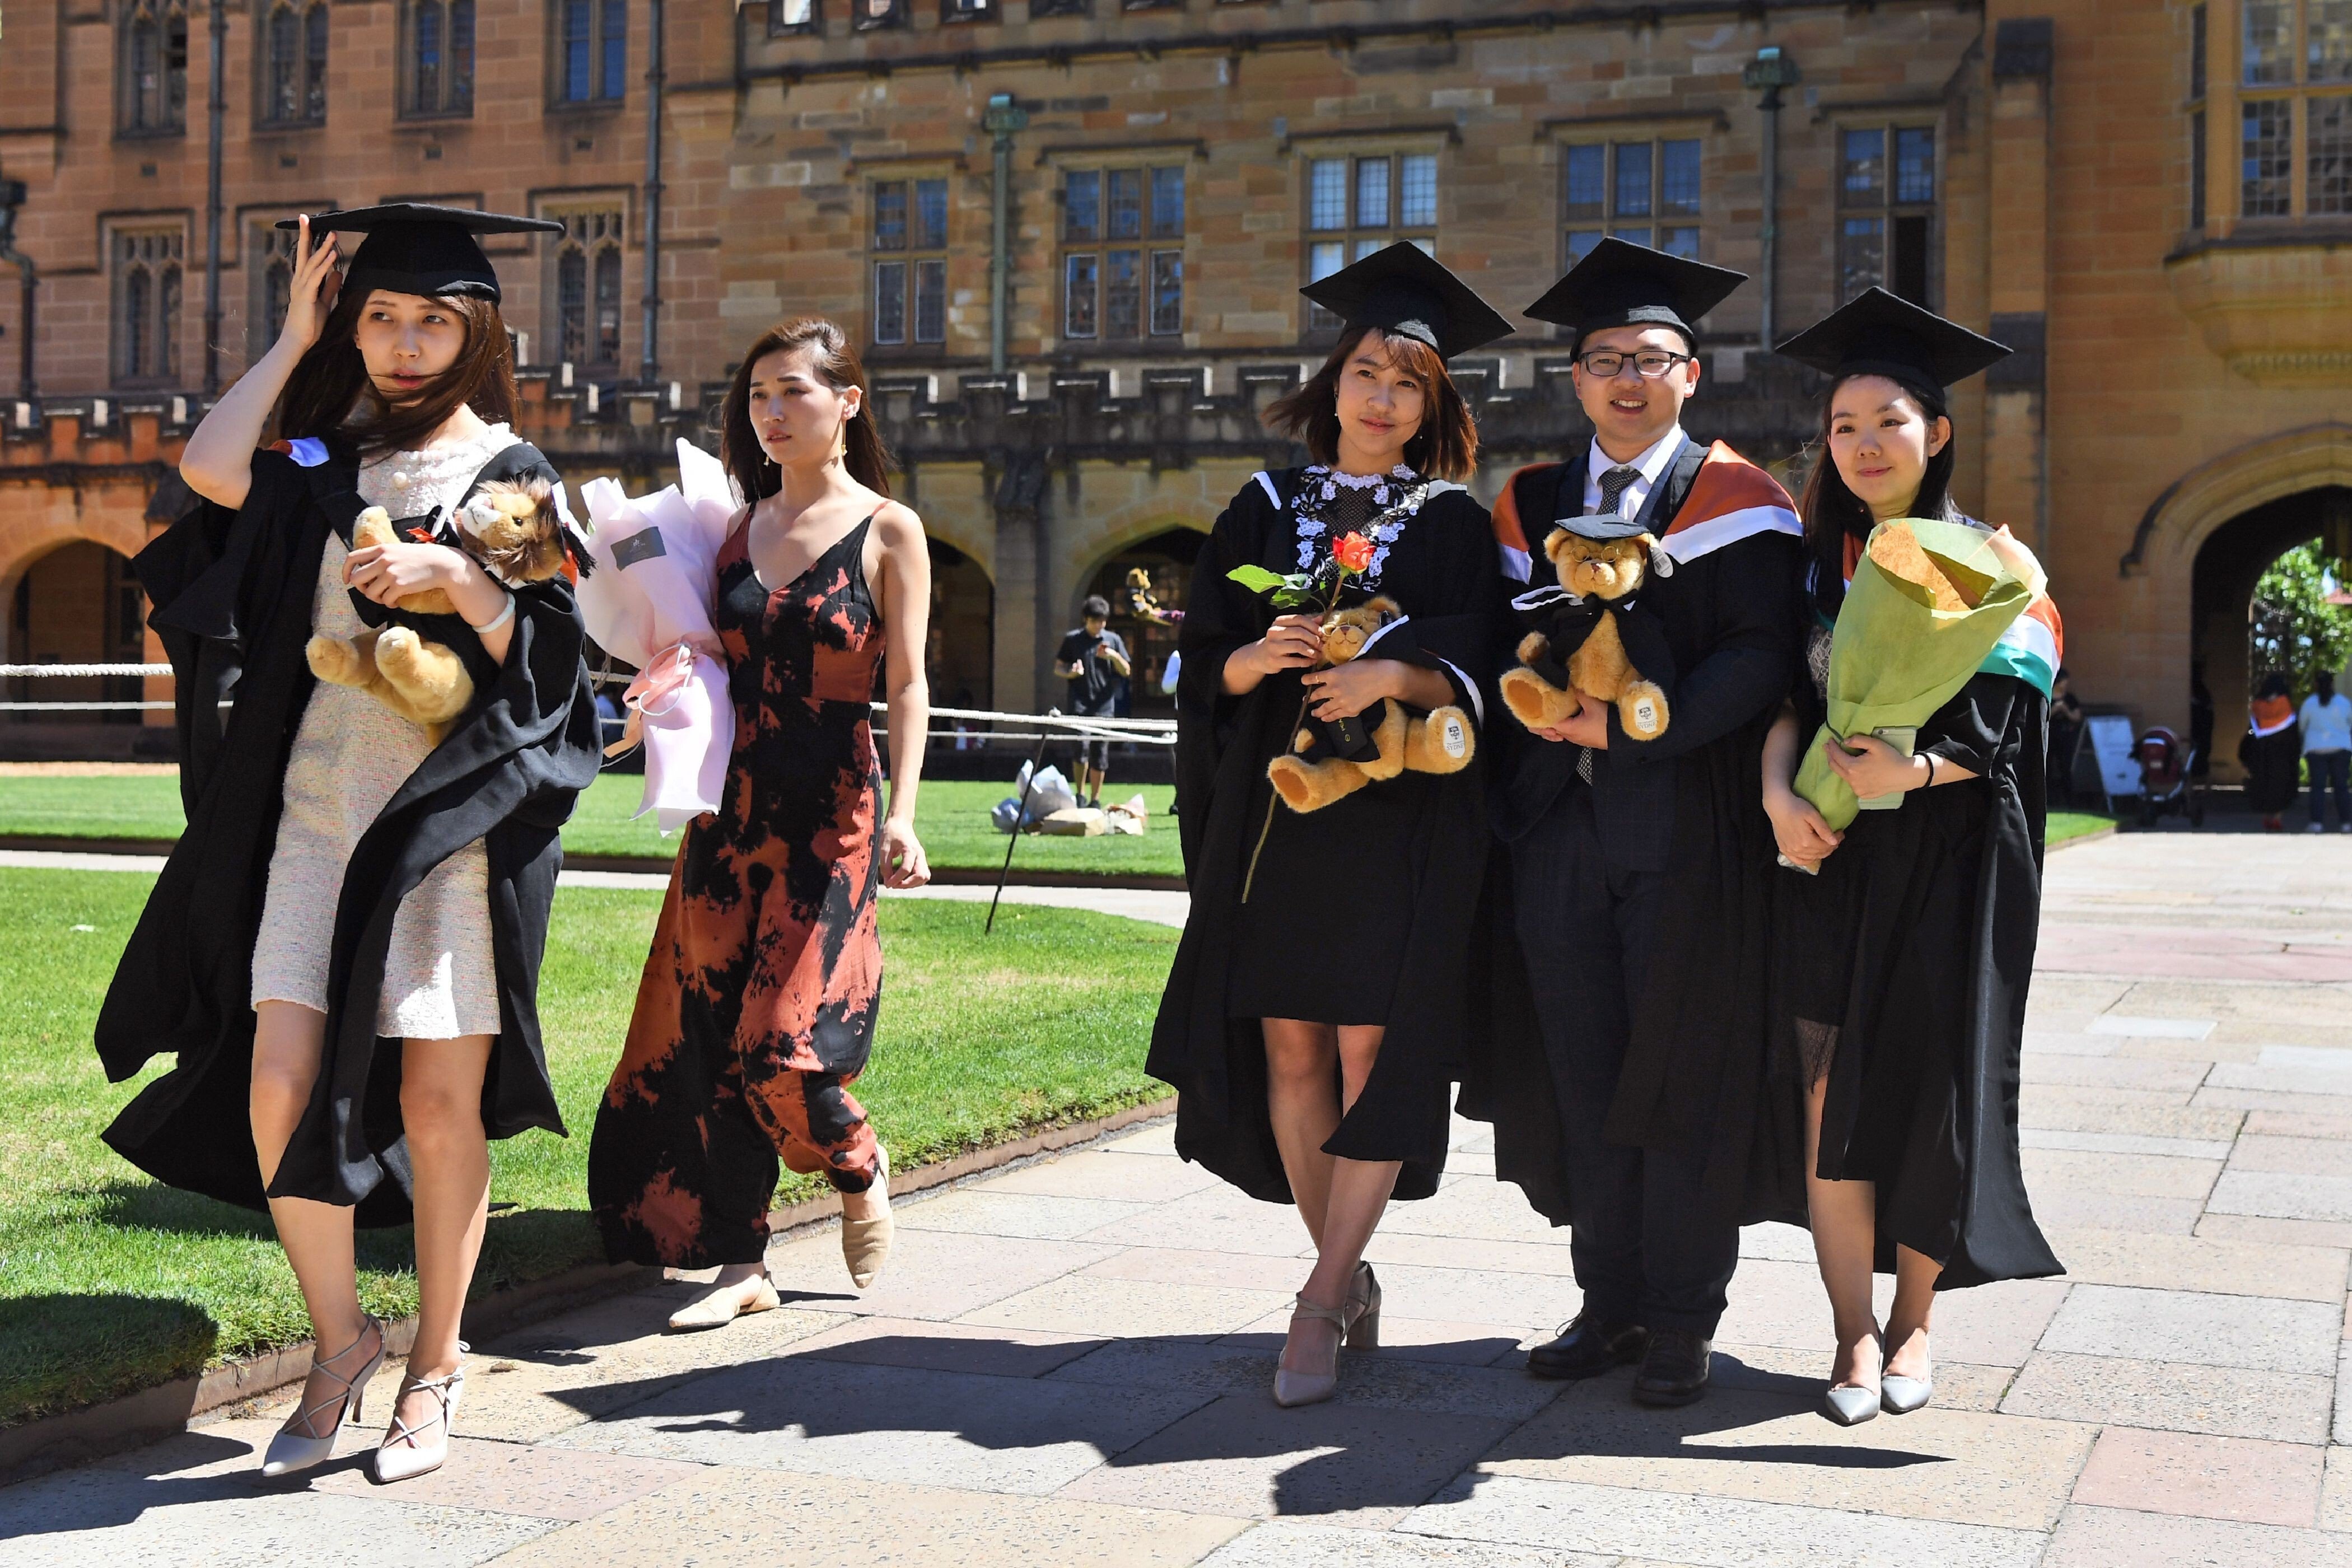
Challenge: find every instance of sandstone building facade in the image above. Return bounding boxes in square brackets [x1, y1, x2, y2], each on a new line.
[0, 0, 2344, 776]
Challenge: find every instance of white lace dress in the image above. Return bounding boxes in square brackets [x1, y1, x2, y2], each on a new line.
[249, 422, 515, 1039]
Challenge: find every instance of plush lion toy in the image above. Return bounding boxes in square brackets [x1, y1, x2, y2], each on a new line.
[1498, 527, 1672, 741]
[306, 477, 567, 746]
[1266, 594, 1476, 813]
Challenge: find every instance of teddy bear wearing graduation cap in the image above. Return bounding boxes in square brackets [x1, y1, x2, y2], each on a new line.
[1499, 510, 1677, 741]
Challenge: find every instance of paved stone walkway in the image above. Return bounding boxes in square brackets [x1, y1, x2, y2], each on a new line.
[7, 832, 2352, 1566]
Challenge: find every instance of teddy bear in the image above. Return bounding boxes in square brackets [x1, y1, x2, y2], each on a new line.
[1265, 594, 1477, 813]
[305, 477, 568, 746]
[1498, 526, 1674, 741]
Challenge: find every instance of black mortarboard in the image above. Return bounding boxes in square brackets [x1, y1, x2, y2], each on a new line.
[1523, 236, 1746, 351]
[278, 204, 565, 304]
[1775, 287, 2010, 390]
[1299, 242, 1515, 361]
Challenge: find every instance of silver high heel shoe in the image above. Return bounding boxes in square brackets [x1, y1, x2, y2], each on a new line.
[1881, 1341, 1933, 1414]
[260, 1315, 385, 1477]
[373, 1348, 468, 1485]
[1821, 1334, 1883, 1427]
[1272, 1295, 1352, 1408]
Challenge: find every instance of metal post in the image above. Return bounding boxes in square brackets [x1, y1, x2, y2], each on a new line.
[203, 0, 226, 395]
[982, 92, 1027, 376]
[987, 710, 1059, 934]
[1743, 47, 1800, 353]
[640, 0, 666, 384]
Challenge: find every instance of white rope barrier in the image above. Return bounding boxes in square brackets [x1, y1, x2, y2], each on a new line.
[0, 662, 1180, 740]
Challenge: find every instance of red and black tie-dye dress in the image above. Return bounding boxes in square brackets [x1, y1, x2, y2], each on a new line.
[590, 515, 887, 1269]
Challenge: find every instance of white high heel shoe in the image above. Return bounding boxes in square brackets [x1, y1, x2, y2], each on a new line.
[372, 1349, 468, 1485]
[260, 1315, 385, 1478]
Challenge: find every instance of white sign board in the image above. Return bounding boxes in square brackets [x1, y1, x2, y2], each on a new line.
[2086, 714, 2143, 799]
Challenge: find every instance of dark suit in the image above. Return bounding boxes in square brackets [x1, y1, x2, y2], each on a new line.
[1491, 438, 1802, 1334]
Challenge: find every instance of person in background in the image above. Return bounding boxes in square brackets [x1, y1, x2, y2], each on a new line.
[1056, 595, 1130, 807]
[2047, 668, 2085, 809]
[2302, 669, 2352, 833]
[2241, 673, 2302, 833]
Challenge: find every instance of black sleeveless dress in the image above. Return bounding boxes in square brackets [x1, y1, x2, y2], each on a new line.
[591, 517, 889, 1270]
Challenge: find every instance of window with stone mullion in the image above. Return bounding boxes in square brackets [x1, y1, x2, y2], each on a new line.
[1061, 165, 1185, 343]
[1561, 137, 1702, 277]
[118, 0, 190, 136]
[113, 229, 186, 388]
[1835, 125, 1936, 305]
[404, 0, 477, 118]
[260, 1, 329, 128]
[1304, 151, 1440, 332]
[2238, 0, 2352, 218]
[870, 178, 949, 349]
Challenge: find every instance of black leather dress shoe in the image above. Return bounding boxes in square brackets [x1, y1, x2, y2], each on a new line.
[1632, 1328, 1713, 1406]
[1525, 1314, 1649, 1381]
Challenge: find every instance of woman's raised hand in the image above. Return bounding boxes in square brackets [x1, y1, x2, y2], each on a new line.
[278, 215, 342, 357]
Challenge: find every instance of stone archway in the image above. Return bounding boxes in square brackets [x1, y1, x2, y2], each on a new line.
[1072, 526, 1206, 719]
[0, 475, 180, 758]
[2116, 424, 2352, 772]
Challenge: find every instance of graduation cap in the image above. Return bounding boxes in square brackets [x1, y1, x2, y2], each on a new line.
[1774, 287, 2010, 391]
[277, 204, 566, 305]
[1523, 236, 1746, 351]
[1299, 241, 1514, 361]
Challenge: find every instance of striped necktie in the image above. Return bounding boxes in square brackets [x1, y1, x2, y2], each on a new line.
[1574, 465, 1642, 783]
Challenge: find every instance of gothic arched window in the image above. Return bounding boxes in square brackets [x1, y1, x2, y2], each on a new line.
[260, 1, 329, 128]
[118, 0, 189, 136]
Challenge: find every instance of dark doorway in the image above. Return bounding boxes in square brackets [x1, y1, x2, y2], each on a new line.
[6, 542, 148, 728]
[1082, 527, 1205, 719]
[2190, 486, 2352, 782]
[928, 537, 993, 715]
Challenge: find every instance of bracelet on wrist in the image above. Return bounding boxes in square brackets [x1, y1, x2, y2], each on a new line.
[466, 590, 516, 636]
[1921, 753, 1938, 789]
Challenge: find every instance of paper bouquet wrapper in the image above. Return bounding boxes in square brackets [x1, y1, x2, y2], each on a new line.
[576, 439, 743, 832]
[1793, 518, 2036, 832]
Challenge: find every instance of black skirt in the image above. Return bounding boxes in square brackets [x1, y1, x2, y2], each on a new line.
[1226, 689, 1432, 1025]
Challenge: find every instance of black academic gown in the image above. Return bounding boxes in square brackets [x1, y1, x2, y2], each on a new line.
[1776, 660, 2064, 1288]
[1463, 454, 1809, 1235]
[95, 441, 600, 1226]
[1147, 470, 1495, 1204]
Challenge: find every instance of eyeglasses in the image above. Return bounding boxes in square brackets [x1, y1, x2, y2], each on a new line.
[1574, 349, 1696, 380]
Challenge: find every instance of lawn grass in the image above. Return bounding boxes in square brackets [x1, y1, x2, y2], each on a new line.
[2047, 810, 2115, 845]
[0, 867, 1174, 1425]
[0, 771, 1185, 878]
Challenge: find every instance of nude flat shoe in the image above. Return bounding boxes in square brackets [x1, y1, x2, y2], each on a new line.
[668, 1273, 781, 1332]
[842, 1144, 893, 1290]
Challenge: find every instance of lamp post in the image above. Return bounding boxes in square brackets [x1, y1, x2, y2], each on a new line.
[982, 92, 1028, 376]
[0, 179, 36, 404]
[1742, 45, 1801, 353]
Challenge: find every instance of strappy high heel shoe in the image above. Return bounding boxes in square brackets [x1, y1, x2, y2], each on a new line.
[1273, 1295, 1352, 1408]
[841, 1144, 893, 1290]
[1345, 1262, 1383, 1351]
[373, 1348, 468, 1485]
[260, 1314, 385, 1477]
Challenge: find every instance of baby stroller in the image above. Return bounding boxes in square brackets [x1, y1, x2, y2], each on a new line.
[2135, 726, 2205, 827]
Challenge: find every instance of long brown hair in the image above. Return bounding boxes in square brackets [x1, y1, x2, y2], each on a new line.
[1795, 370, 1959, 619]
[720, 318, 895, 503]
[274, 286, 518, 459]
[1262, 325, 1478, 481]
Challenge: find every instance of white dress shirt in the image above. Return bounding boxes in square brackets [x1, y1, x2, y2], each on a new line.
[1580, 426, 1689, 518]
